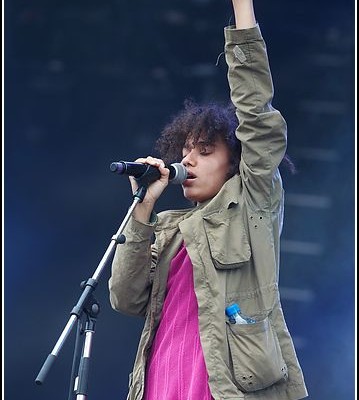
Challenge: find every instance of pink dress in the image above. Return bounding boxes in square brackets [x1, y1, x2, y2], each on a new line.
[143, 243, 213, 400]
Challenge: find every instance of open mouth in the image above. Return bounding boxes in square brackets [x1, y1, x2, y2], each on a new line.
[182, 171, 196, 186]
[186, 172, 196, 180]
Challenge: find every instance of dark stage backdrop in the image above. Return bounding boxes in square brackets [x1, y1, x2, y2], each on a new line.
[4, 1, 355, 399]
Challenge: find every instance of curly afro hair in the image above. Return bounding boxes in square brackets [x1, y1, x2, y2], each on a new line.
[155, 99, 242, 178]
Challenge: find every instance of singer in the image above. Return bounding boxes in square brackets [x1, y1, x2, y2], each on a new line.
[109, 1, 307, 400]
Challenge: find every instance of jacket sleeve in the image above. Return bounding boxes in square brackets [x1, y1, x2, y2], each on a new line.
[108, 216, 157, 317]
[224, 25, 287, 211]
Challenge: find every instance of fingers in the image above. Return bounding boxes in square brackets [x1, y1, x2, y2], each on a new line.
[135, 156, 165, 169]
[134, 156, 170, 180]
[128, 156, 169, 192]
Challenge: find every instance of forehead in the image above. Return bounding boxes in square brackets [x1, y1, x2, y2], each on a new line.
[183, 134, 219, 149]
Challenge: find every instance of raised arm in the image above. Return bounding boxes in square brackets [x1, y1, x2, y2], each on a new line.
[231, 0, 256, 29]
[226, 0, 287, 210]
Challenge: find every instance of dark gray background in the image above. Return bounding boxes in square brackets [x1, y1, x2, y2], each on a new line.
[4, 0, 355, 399]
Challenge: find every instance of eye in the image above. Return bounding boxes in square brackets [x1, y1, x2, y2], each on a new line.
[199, 145, 213, 155]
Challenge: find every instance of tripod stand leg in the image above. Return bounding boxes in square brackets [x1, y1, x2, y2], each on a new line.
[75, 318, 96, 400]
[68, 319, 83, 400]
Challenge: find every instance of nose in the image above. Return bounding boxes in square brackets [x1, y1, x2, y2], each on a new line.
[182, 149, 196, 166]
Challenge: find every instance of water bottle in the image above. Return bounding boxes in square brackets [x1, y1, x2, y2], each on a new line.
[225, 303, 255, 324]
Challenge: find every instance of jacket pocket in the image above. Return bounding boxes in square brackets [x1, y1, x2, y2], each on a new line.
[226, 317, 288, 392]
[203, 212, 251, 269]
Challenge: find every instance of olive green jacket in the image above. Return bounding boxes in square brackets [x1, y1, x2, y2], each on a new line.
[109, 25, 308, 400]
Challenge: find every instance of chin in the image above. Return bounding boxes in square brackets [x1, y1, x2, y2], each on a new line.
[183, 189, 198, 203]
[184, 193, 206, 204]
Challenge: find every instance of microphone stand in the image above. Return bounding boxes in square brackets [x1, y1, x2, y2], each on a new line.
[67, 289, 100, 400]
[35, 183, 148, 399]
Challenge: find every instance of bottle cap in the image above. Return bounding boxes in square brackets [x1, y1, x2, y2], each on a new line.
[225, 303, 240, 317]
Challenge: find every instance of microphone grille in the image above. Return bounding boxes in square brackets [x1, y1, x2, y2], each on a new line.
[170, 163, 187, 184]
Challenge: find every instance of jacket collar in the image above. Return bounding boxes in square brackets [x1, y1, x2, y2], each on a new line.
[157, 174, 241, 229]
[200, 174, 241, 217]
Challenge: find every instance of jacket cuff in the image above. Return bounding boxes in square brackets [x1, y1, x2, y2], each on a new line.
[124, 213, 157, 242]
[224, 24, 262, 44]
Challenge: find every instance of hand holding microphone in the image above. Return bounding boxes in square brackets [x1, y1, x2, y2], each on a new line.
[110, 160, 187, 185]
[110, 157, 187, 223]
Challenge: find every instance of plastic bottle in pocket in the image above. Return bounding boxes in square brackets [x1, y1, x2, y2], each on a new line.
[225, 303, 255, 324]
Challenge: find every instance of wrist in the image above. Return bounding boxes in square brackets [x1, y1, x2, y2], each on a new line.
[133, 202, 154, 224]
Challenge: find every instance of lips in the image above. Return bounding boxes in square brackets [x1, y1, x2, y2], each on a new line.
[182, 170, 196, 186]
[185, 169, 196, 179]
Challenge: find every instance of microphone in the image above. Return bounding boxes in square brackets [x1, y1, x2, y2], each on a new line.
[110, 161, 187, 185]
